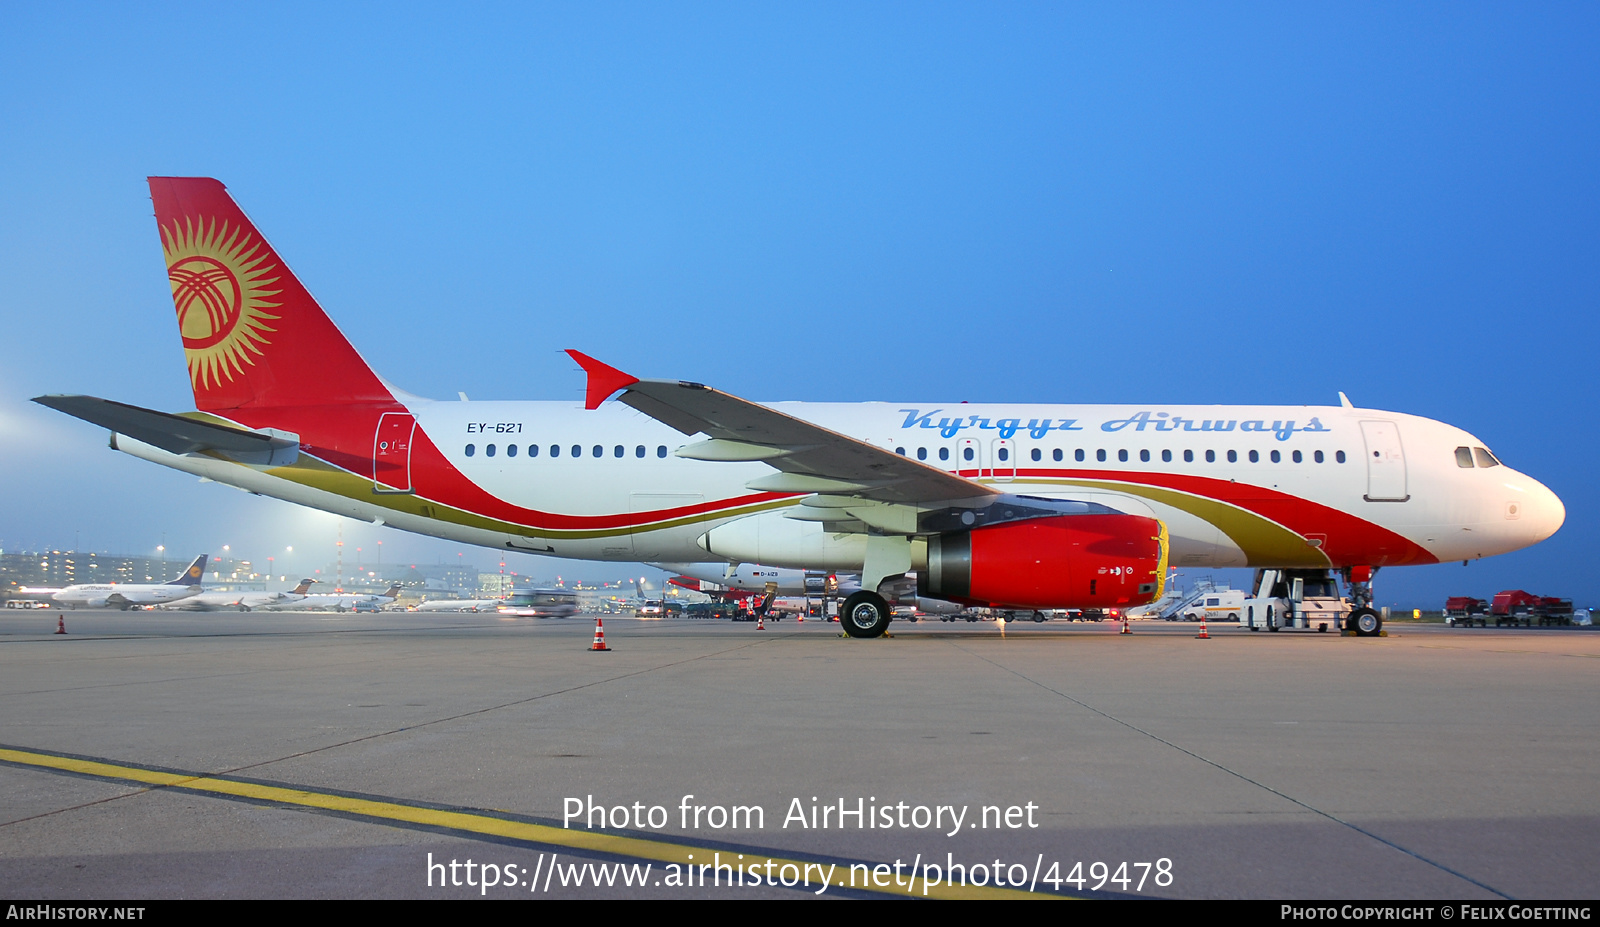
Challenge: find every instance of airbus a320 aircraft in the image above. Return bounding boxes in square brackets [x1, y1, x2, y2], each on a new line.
[36, 178, 1563, 638]
[48, 555, 209, 609]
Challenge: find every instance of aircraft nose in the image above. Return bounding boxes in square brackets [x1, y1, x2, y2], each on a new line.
[1524, 479, 1565, 544]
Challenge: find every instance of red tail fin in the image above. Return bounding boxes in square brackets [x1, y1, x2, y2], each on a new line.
[148, 177, 393, 411]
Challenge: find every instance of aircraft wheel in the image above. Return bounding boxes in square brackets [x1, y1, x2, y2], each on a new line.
[841, 592, 891, 638]
[1032, 611, 1045, 623]
[1349, 608, 1382, 637]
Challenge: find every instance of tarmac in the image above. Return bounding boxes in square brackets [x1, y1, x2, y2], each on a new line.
[0, 610, 1594, 899]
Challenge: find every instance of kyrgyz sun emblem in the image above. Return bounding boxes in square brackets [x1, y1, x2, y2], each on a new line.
[161, 216, 281, 388]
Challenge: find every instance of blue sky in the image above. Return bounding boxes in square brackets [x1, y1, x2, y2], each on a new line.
[1, 3, 1595, 604]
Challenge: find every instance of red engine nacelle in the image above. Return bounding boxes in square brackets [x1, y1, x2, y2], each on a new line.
[918, 513, 1168, 610]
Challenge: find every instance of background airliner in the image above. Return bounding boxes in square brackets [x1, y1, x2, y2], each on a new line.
[35, 179, 1564, 638]
[160, 578, 315, 612]
[46, 555, 209, 609]
[267, 584, 403, 613]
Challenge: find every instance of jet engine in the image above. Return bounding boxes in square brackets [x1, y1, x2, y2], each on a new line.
[918, 513, 1167, 610]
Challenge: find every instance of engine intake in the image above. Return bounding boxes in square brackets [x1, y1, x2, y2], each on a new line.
[918, 513, 1167, 610]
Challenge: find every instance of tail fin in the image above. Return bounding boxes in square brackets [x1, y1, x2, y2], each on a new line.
[289, 579, 315, 595]
[382, 584, 402, 599]
[168, 555, 209, 586]
[148, 177, 394, 412]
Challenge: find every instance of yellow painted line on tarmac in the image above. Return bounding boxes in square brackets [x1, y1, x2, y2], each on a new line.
[0, 746, 1053, 900]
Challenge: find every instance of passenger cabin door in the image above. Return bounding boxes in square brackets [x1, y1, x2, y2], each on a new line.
[1359, 420, 1408, 502]
[373, 412, 416, 494]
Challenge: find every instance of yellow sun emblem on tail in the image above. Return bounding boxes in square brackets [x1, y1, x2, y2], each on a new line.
[161, 216, 281, 389]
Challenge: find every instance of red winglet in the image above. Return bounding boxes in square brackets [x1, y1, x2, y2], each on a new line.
[566, 350, 640, 410]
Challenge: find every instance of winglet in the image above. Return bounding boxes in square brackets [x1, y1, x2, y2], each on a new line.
[566, 350, 640, 410]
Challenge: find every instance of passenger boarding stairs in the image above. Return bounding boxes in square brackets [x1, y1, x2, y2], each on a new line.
[1153, 579, 1229, 621]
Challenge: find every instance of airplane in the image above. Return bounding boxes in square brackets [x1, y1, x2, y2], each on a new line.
[34, 178, 1565, 640]
[270, 584, 403, 613]
[48, 555, 209, 609]
[158, 578, 316, 611]
[411, 595, 503, 613]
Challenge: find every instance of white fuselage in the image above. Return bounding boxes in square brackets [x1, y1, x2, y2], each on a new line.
[112, 398, 1564, 574]
[412, 599, 501, 612]
[53, 583, 200, 608]
[160, 590, 309, 611]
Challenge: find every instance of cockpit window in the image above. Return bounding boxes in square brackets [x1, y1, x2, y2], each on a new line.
[1455, 446, 1475, 468]
[1474, 447, 1500, 468]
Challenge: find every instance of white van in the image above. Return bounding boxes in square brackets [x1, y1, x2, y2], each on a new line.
[1180, 590, 1244, 623]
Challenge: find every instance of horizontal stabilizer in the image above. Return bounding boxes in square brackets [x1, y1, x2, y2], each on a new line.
[33, 395, 298, 459]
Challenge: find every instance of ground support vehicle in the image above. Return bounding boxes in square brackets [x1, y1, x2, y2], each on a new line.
[1242, 569, 1356, 634]
[1444, 596, 1490, 627]
[1487, 590, 1574, 627]
[496, 590, 580, 618]
[1535, 597, 1574, 626]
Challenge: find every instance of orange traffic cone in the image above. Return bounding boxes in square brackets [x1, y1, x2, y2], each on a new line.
[55, 614, 67, 635]
[588, 617, 611, 652]
[756, 615, 766, 630]
[1119, 613, 1131, 635]
[1196, 616, 1210, 639]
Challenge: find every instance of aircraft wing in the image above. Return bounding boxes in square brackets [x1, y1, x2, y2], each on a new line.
[33, 395, 298, 458]
[566, 351, 996, 508]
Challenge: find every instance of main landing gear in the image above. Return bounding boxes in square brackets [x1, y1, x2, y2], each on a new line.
[841, 591, 891, 638]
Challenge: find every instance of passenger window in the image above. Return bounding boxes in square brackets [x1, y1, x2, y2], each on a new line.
[571, 445, 581, 458]
[1206, 450, 1215, 463]
[1140, 449, 1150, 463]
[963, 447, 975, 461]
[551, 445, 560, 458]
[1031, 448, 1041, 462]
[1455, 446, 1475, 468]
[529, 444, 539, 457]
[507, 444, 518, 458]
[486, 444, 496, 457]
[1183, 449, 1193, 462]
[939, 447, 950, 461]
[1097, 449, 1107, 462]
[1248, 450, 1258, 463]
[895, 447, 906, 456]
[1227, 450, 1237, 463]
[465, 444, 475, 457]
[1118, 449, 1128, 462]
[1474, 447, 1500, 468]
[997, 447, 1009, 462]
[614, 445, 624, 458]
[1269, 450, 1279, 463]
[1053, 448, 1063, 462]
[1314, 450, 1323, 463]
[917, 448, 928, 461]
[1336, 451, 1346, 463]
[593, 445, 603, 458]
[1161, 449, 1171, 463]
[636, 445, 645, 458]
[1075, 449, 1085, 462]
[1291, 450, 1301, 463]
[657, 445, 667, 458]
